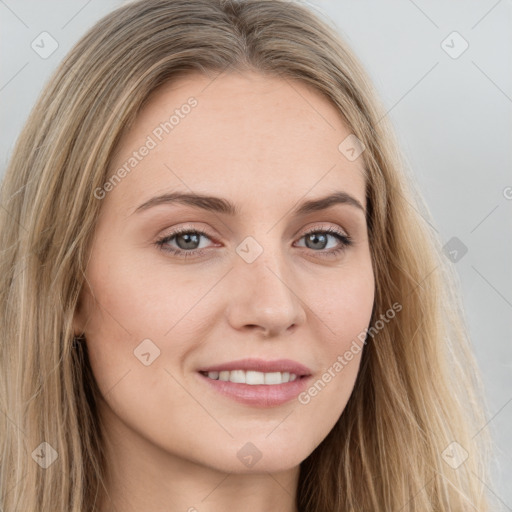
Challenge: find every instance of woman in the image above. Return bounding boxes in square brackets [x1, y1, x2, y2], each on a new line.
[0, 0, 493, 510]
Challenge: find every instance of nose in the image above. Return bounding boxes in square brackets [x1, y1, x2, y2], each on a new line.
[225, 242, 307, 338]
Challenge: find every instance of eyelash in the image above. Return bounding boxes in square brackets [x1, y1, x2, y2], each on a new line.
[155, 226, 353, 260]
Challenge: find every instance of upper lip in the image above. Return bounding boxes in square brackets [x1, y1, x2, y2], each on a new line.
[197, 358, 312, 376]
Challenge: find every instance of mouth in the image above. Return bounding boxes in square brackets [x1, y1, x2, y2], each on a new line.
[196, 358, 312, 407]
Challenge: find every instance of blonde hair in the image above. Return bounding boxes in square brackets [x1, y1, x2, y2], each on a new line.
[0, 0, 494, 510]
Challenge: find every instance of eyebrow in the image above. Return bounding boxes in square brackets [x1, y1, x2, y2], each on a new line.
[132, 190, 366, 216]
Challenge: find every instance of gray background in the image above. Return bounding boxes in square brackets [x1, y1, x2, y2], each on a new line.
[1, 0, 511, 507]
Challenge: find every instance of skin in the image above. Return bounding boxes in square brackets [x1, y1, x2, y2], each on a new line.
[73, 70, 375, 512]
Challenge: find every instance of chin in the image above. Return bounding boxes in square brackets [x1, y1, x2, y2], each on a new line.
[195, 433, 317, 475]
[207, 454, 305, 475]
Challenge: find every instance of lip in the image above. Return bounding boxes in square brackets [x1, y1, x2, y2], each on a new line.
[196, 358, 313, 408]
[198, 372, 312, 407]
[197, 358, 312, 376]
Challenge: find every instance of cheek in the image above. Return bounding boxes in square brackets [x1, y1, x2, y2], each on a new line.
[307, 254, 375, 348]
[83, 242, 204, 340]
[326, 262, 374, 384]
[80, 249, 209, 451]
[80, 244, 220, 395]
[294, 258, 374, 433]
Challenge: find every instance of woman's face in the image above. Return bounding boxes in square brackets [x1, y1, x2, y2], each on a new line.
[74, 70, 374, 474]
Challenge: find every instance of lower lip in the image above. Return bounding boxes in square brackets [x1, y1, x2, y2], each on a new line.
[197, 372, 311, 407]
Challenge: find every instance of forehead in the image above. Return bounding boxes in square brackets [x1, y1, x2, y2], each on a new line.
[105, 70, 366, 216]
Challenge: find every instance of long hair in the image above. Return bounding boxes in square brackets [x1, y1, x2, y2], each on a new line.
[0, 0, 493, 510]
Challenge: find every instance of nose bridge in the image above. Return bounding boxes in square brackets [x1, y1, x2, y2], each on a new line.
[227, 232, 306, 335]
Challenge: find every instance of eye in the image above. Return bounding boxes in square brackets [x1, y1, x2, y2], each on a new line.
[155, 225, 353, 259]
[294, 226, 353, 258]
[155, 227, 215, 259]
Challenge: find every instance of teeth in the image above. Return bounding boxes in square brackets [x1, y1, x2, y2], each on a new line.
[206, 370, 299, 385]
[230, 370, 246, 383]
[219, 371, 230, 381]
[264, 372, 281, 385]
[246, 371, 264, 385]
